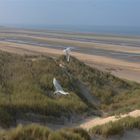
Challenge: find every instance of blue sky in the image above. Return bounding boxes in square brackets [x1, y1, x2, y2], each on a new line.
[0, 0, 140, 27]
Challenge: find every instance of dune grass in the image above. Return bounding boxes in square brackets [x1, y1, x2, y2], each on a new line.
[0, 124, 90, 140]
[0, 51, 139, 127]
[90, 116, 140, 137]
[59, 56, 140, 113]
[0, 52, 89, 127]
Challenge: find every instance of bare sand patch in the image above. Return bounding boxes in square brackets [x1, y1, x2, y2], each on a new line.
[79, 110, 140, 130]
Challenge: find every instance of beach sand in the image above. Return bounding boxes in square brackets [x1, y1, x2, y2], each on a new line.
[80, 110, 140, 130]
[0, 41, 140, 83]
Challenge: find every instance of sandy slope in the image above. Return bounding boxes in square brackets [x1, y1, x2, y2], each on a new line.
[79, 110, 140, 130]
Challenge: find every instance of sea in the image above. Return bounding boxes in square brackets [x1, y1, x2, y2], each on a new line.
[3, 24, 140, 37]
[11, 25, 140, 37]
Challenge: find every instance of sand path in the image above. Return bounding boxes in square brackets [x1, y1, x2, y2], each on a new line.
[79, 110, 140, 130]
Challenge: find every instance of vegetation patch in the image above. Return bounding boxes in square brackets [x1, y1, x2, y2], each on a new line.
[0, 51, 139, 127]
[0, 124, 90, 140]
[59, 56, 140, 113]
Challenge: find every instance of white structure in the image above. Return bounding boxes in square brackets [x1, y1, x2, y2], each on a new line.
[53, 78, 69, 95]
[63, 47, 71, 62]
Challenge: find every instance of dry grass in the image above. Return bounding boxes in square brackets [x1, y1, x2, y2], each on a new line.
[0, 124, 90, 140]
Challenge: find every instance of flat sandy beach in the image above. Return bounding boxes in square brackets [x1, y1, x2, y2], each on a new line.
[0, 41, 140, 83]
[0, 28, 140, 83]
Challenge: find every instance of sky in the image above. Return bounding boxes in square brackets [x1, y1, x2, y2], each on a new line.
[0, 0, 140, 27]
